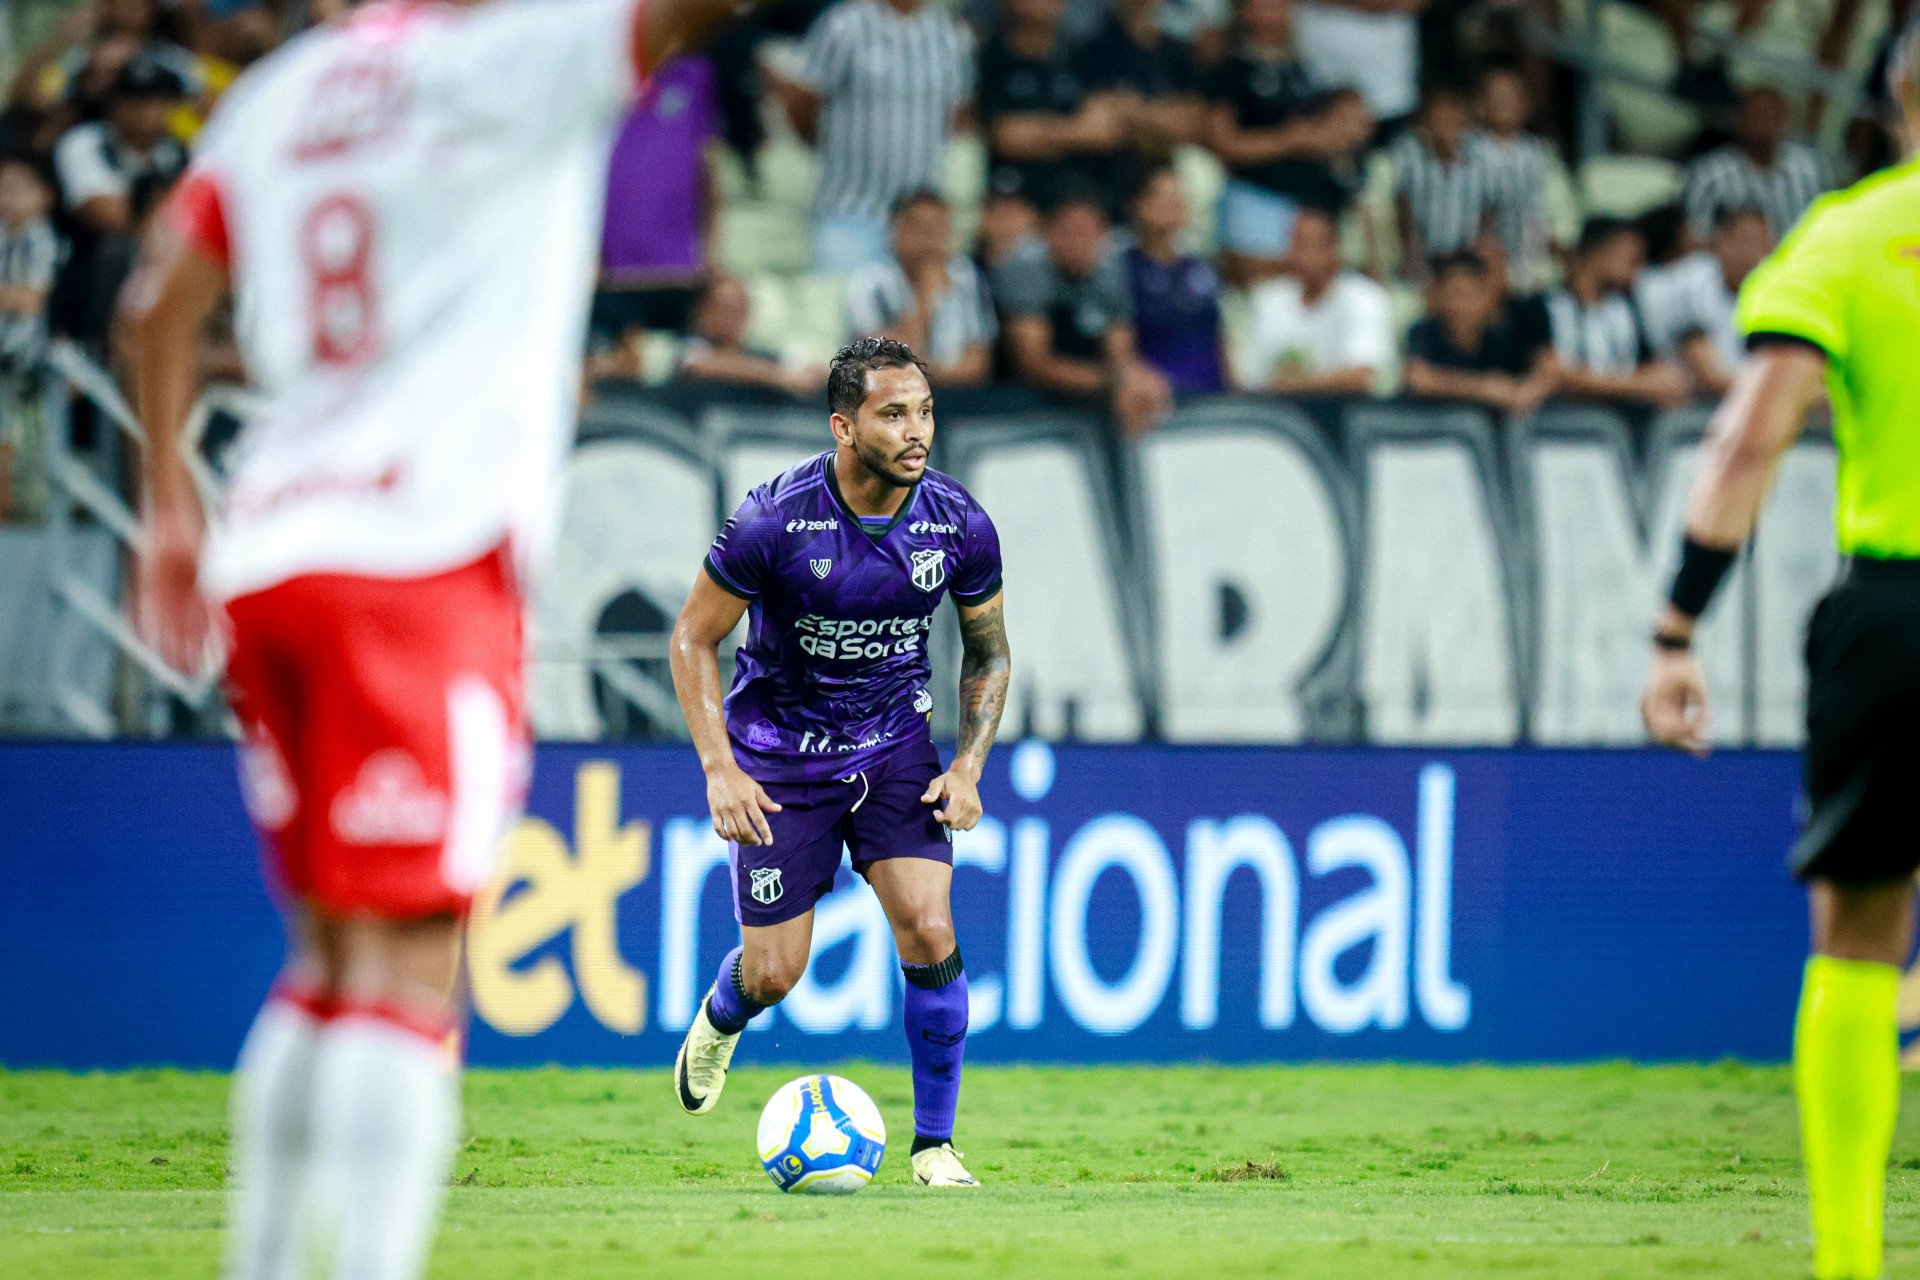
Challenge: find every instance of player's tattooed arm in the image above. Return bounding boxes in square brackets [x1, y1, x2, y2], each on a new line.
[924, 590, 1008, 832]
[955, 592, 1011, 776]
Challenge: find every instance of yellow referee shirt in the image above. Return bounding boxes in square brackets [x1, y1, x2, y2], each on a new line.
[1736, 157, 1920, 558]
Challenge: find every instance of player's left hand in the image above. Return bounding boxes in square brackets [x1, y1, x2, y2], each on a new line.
[922, 767, 983, 832]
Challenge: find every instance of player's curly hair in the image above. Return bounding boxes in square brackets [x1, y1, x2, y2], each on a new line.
[827, 336, 930, 417]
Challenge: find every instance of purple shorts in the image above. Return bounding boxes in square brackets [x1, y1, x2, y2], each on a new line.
[730, 738, 952, 927]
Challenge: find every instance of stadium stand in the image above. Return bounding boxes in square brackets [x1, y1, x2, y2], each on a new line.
[0, 0, 1898, 739]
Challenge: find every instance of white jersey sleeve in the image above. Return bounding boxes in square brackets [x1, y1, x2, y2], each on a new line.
[183, 59, 263, 186]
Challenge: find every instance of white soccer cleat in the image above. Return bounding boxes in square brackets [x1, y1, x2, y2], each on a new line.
[910, 1143, 980, 1187]
[674, 988, 740, 1116]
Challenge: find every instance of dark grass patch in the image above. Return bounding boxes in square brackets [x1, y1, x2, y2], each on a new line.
[1199, 1158, 1288, 1183]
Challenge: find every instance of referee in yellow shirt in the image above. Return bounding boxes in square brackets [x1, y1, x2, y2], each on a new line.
[1641, 28, 1920, 1280]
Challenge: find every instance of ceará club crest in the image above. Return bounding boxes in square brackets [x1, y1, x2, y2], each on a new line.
[910, 548, 945, 592]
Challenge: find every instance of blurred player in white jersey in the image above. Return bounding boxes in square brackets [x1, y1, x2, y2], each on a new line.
[125, 0, 758, 1276]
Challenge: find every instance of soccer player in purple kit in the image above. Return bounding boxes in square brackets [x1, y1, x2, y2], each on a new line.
[667, 336, 1011, 1187]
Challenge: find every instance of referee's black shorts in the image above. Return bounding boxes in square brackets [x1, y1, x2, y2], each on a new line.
[1793, 555, 1920, 883]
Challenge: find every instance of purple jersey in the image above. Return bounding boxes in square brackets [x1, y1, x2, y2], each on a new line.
[704, 452, 1003, 784]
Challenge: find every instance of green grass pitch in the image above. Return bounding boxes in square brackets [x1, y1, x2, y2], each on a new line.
[3, 1062, 1917, 1278]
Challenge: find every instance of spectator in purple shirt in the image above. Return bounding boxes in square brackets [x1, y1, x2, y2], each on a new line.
[594, 57, 719, 346]
[1123, 165, 1226, 395]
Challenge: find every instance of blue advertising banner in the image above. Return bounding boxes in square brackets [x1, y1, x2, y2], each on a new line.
[0, 742, 1808, 1070]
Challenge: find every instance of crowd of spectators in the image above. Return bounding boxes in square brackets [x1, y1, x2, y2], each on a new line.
[0, 0, 283, 520]
[592, 0, 1898, 439]
[0, 0, 1901, 517]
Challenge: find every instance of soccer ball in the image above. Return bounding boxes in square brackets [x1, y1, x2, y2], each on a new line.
[756, 1074, 887, 1194]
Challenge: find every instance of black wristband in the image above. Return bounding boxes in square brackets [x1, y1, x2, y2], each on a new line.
[1651, 630, 1692, 653]
[1667, 535, 1738, 620]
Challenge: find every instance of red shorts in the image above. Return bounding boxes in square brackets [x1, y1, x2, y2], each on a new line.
[221, 546, 530, 920]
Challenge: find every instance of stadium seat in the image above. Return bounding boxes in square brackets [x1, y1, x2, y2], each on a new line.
[949, 203, 982, 259]
[716, 202, 811, 276]
[1384, 281, 1422, 392]
[1560, 0, 1877, 159]
[1577, 154, 1683, 219]
[944, 134, 987, 251]
[1773, 0, 1888, 153]
[1174, 145, 1224, 257]
[744, 272, 794, 355]
[1338, 209, 1377, 279]
[708, 141, 750, 205]
[638, 332, 682, 386]
[758, 135, 821, 212]
[1587, 0, 1699, 157]
[943, 134, 987, 209]
[1355, 150, 1399, 278]
[740, 274, 845, 369]
[1542, 152, 1580, 273]
[782, 275, 852, 365]
[1219, 287, 1252, 389]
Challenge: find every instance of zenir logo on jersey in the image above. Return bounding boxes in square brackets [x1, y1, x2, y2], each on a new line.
[810, 559, 832, 579]
[749, 867, 784, 904]
[910, 548, 946, 592]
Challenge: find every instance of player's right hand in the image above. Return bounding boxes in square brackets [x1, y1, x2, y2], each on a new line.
[136, 500, 211, 678]
[1640, 646, 1710, 757]
[706, 765, 782, 847]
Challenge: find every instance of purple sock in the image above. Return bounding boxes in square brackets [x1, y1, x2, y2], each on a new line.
[704, 945, 763, 1034]
[902, 948, 967, 1144]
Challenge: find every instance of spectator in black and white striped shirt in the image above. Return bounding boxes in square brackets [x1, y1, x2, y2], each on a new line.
[1391, 86, 1492, 282]
[771, 0, 975, 275]
[1682, 85, 1833, 242]
[1545, 217, 1690, 410]
[1470, 65, 1558, 293]
[0, 158, 56, 372]
[0, 154, 56, 522]
[1636, 204, 1771, 399]
[845, 191, 996, 387]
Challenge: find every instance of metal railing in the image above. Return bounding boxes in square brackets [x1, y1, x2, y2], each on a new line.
[1533, 0, 1878, 165]
[37, 340, 230, 736]
[29, 344, 683, 739]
